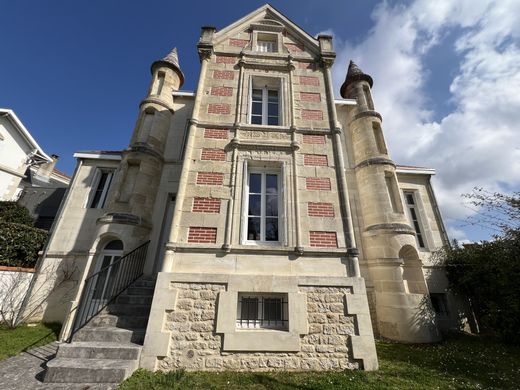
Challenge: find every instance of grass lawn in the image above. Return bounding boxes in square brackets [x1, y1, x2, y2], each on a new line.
[119, 333, 520, 389]
[0, 323, 61, 361]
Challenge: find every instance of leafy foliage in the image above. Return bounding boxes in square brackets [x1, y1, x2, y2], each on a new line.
[440, 189, 520, 344]
[0, 202, 48, 267]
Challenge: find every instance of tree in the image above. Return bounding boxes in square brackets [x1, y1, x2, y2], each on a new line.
[439, 189, 520, 344]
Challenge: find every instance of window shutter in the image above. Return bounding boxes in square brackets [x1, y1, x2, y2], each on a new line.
[279, 78, 284, 126]
[240, 160, 249, 244]
[247, 76, 252, 124]
[85, 168, 101, 208]
[281, 162, 287, 246]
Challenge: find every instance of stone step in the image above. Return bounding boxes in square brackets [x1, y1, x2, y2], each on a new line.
[56, 341, 142, 360]
[74, 327, 145, 344]
[125, 286, 155, 296]
[132, 279, 156, 288]
[88, 313, 149, 329]
[44, 357, 138, 383]
[105, 303, 151, 316]
[116, 294, 153, 305]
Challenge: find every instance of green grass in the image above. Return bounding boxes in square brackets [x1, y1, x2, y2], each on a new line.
[0, 323, 61, 361]
[119, 334, 520, 389]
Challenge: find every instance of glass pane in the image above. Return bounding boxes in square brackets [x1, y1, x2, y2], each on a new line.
[248, 195, 261, 216]
[248, 218, 261, 240]
[241, 297, 259, 321]
[252, 102, 262, 115]
[265, 218, 279, 241]
[268, 90, 278, 102]
[268, 116, 279, 126]
[266, 174, 278, 193]
[406, 194, 414, 205]
[249, 173, 261, 193]
[268, 102, 278, 116]
[417, 233, 425, 248]
[251, 115, 262, 125]
[410, 208, 417, 220]
[265, 195, 278, 216]
[105, 240, 123, 250]
[264, 298, 282, 321]
[252, 89, 262, 101]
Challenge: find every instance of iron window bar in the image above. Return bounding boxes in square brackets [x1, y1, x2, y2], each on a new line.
[237, 295, 288, 330]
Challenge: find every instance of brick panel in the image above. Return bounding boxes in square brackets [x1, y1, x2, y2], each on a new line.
[285, 42, 304, 52]
[210, 86, 233, 96]
[201, 148, 226, 161]
[229, 38, 249, 47]
[304, 154, 328, 166]
[213, 70, 234, 80]
[303, 134, 326, 144]
[301, 109, 324, 120]
[306, 177, 331, 190]
[298, 62, 316, 70]
[308, 202, 335, 217]
[204, 128, 229, 139]
[216, 55, 236, 64]
[309, 231, 337, 247]
[196, 172, 224, 186]
[188, 227, 217, 243]
[208, 103, 230, 115]
[300, 92, 321, 102]
[192, 197, 221, 213]
[300, 76, 319, 86]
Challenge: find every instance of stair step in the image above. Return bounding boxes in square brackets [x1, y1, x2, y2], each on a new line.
[88, 313, 149, 329]
[116, 294, 153, 305]
[45, 357, 138, 383]
[57, 341, 142, 360]
[105, 304, 151, 316]
[125, 287, 155, 296]
[74, 327, 145, 344]
[132, 279, 156, 288]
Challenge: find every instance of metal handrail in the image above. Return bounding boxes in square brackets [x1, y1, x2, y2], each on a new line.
[68, 240, 150, 342]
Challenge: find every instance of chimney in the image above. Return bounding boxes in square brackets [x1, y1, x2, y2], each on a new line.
[36, 154, 59, 181]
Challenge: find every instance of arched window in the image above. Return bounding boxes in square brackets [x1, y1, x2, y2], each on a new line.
[399, 245, 427, 295]
[92, 240, 124, 301]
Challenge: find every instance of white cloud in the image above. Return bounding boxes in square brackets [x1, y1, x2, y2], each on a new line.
[329, 0, 520, 240]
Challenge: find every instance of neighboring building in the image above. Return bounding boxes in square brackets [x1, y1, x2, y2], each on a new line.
[30, 5, 466, 384]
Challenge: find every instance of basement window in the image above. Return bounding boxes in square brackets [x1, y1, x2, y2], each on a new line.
[236, 293, 288, 330]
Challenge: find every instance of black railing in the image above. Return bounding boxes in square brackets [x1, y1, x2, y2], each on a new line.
[68, 240, 150, 342]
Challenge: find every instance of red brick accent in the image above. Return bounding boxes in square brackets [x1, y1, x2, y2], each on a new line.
[306, 177, 331, 190]
[208, 103, 230, 115]
[304, 154, 328, 166]
[0, 265, 36, 273]
[308, 202, 335, 217]
[216, 55, 236, 64]
[188, 227, 217, 243]
[298, 62, 316, 70]
[210, 86, 233, 96]
[285, 42, 304, 52]
[204, 128, 229, 139]
[192, 197, 221, 213]
[196, 172, 224, 185]
[300, 92, 321, 102]
[229, 38, 249, 47]
[201, 148, 226, 161]
[303, 134, 326, 144]
[300, 76, 319, 86]
[309, 231, 337, 247]
[213, 70, 234, 80]
[301, 109, 324, 120]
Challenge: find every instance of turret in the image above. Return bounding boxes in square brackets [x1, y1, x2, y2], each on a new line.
[343, 60, 439, 343]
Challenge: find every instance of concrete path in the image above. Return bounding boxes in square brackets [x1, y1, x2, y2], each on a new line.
[0, 342, 116, 389]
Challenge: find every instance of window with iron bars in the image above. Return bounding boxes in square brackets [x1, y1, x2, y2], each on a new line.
[236, 293, 288, 330]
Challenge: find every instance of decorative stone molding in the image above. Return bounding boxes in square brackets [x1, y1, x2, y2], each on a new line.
[355, 157, 396, 170]
[351, 110, 383, 122]
[364, 223, 416, 235]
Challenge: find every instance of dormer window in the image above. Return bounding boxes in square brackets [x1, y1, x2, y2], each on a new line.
[255, 32, 278, 53]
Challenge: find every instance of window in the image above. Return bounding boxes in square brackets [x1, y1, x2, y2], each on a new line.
[236, 293, 288, 330]
[250, 87, 279, 126]
[256, 33, 277, 53]
[404, 191, 426, 248]
[430, 293, 449, 316]
[89, 169, 114, 209]
[245, 170, 281, 243]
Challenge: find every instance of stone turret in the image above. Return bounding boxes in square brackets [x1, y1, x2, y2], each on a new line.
[342, 61, 439, 343]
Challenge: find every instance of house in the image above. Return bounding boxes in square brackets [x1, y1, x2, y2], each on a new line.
[27, 4, 466, 385]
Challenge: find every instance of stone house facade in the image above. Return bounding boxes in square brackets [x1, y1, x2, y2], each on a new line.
[29, 4, 463, 381]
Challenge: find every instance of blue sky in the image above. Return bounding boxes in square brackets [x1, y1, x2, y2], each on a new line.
[2, 1, 519, 242]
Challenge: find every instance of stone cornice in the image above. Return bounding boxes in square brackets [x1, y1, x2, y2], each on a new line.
[355, 157, 396, 170]
[351, 110, 382, 122]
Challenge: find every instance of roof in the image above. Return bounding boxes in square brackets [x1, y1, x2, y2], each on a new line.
[74, 150, 122, 161]
[340, 61, 373, 97]
[151, 47, 185, 88]
[0, 108, 53, 163]
[396, 164, 436, 175]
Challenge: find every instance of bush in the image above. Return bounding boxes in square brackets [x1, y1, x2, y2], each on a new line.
[0, 202, 48, 268]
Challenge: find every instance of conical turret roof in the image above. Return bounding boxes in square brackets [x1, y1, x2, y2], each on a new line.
[340, 60, 373, 98]
[151, 47, 185, 88]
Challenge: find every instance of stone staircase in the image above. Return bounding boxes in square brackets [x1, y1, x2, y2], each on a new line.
[44, 277, 155, 385]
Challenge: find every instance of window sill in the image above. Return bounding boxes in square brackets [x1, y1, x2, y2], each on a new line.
[240, 123, 290, 132]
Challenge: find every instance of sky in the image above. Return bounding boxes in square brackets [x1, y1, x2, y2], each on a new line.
[1, 1, 519, 243]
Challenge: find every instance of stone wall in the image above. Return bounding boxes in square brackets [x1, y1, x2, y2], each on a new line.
[155, 282, 360, 371]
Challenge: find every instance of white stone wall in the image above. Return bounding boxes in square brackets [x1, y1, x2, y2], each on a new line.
[0, 268, 34, 323]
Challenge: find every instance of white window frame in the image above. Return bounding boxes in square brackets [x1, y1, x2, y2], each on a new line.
[248, 76, 283, 127]
[88, 168, 114, 209]
[403, 191, 427, 249]
[236, 292, 288, 330]
[241, 162, 285, 246]
[255, 32, 278, 53]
